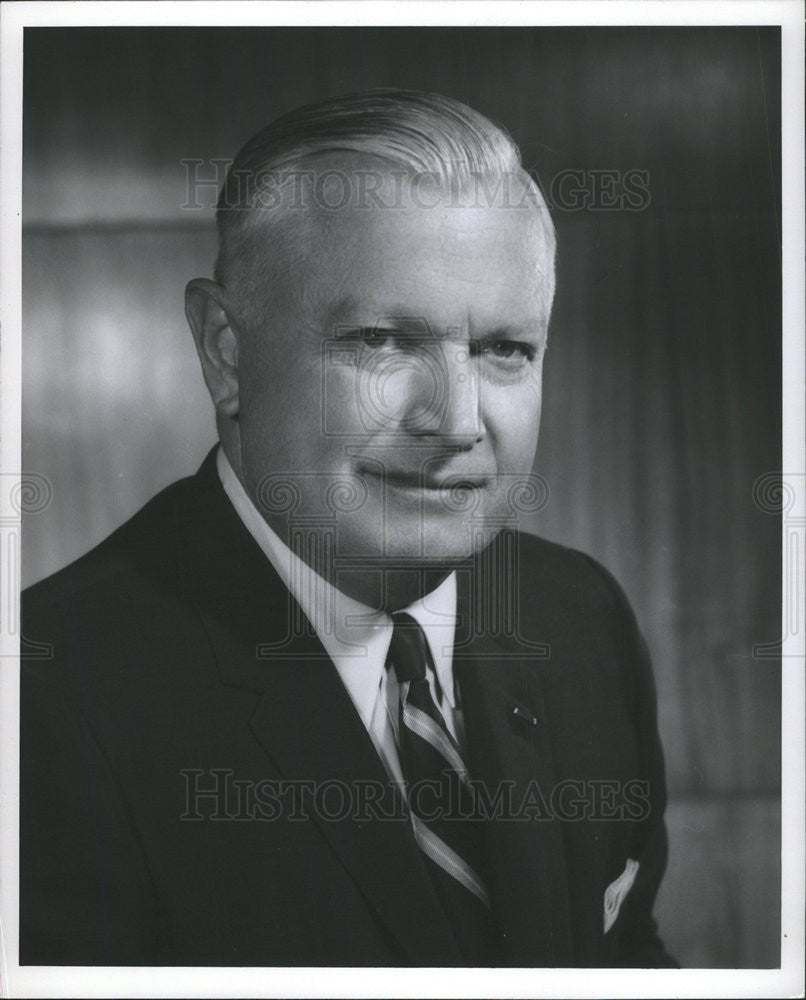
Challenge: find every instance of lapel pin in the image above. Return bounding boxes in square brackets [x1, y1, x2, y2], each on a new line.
[511, 704, 539, 727]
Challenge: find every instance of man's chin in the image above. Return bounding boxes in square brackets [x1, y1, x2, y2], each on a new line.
[334, 518, 503, 568]
[331, 532, 486, 611]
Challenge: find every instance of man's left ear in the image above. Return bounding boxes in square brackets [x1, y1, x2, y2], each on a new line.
[185, 278, 240, 419]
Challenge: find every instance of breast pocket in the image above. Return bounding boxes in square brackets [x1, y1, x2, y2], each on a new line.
[603, 857, 640, 933]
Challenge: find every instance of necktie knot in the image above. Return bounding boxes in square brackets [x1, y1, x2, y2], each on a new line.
[388, 612, 429, 684]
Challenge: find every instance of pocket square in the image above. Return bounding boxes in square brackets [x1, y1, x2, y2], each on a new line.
[603, 858, 640, 933]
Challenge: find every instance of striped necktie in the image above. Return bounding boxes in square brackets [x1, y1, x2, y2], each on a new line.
[387, 611, 498, 963]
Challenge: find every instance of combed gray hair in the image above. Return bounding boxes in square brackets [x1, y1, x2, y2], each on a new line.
[215, 88, 555, 327]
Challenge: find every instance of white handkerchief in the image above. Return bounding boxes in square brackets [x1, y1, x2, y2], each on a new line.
[603, 857, 640, 933]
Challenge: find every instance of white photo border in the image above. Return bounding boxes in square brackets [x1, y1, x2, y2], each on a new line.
[1, 2, 803, 997]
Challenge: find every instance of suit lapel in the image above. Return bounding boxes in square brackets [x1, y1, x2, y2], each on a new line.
[454, 567, 574, 967]
[175, 456, 462, 965]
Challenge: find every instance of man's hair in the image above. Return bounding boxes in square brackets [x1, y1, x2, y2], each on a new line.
[215, 88, 555, 328]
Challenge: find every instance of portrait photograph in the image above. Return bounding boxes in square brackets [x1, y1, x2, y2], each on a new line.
[0, 2, 802, 998]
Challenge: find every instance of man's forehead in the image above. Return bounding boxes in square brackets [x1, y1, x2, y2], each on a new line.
[309, 169, 545, 235]
[302, 177, 548, 273]
[242, 159, 554, 333]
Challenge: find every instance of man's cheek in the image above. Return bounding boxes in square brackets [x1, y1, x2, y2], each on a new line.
[486, 376, 541, 435]
[320, 364, 371, 438]
[492, 419, 541, 474]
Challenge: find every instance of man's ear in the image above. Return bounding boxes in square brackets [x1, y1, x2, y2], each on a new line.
[185, 278, 241, 419]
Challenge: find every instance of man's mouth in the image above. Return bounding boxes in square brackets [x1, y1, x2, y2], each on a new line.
[359, 467, 490, 492]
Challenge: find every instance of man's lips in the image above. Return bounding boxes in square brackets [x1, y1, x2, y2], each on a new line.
[359, 467, 490, 491]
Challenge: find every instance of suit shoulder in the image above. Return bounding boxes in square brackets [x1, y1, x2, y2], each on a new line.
[22, 469, 202, 628]
[506, 529, 626, 616]
[20, 463, 224, 724]
[503, 531, 655, 717]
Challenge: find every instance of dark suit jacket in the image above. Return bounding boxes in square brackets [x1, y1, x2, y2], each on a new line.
[21, 449, 676, 967]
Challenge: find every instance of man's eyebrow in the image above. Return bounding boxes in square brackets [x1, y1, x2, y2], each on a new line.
[332, 321, 437, 342]
[323, 297, 548, 339]
[478, 324, 547, 340]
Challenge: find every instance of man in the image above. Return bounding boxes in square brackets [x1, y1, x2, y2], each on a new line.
[21, 90, 675, 967]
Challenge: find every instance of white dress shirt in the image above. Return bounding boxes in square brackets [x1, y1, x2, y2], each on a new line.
[216, 447, 462, 785]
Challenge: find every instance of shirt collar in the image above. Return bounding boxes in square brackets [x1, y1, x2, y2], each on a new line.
[216, 447, 458, 724]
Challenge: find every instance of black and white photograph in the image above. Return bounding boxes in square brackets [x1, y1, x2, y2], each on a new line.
[1, 1, 803, 996]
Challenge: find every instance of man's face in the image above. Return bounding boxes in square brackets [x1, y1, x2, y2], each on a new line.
[233, 170, 552, 577]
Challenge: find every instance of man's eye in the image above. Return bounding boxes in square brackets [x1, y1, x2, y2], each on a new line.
[338, 327, 400, 350]
[489, 341, 518, 358]
[362, 329, 396, 349]
[477, 340, 536, 367]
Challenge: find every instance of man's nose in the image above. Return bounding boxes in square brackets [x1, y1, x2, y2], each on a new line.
[401, 341, 482, 445]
